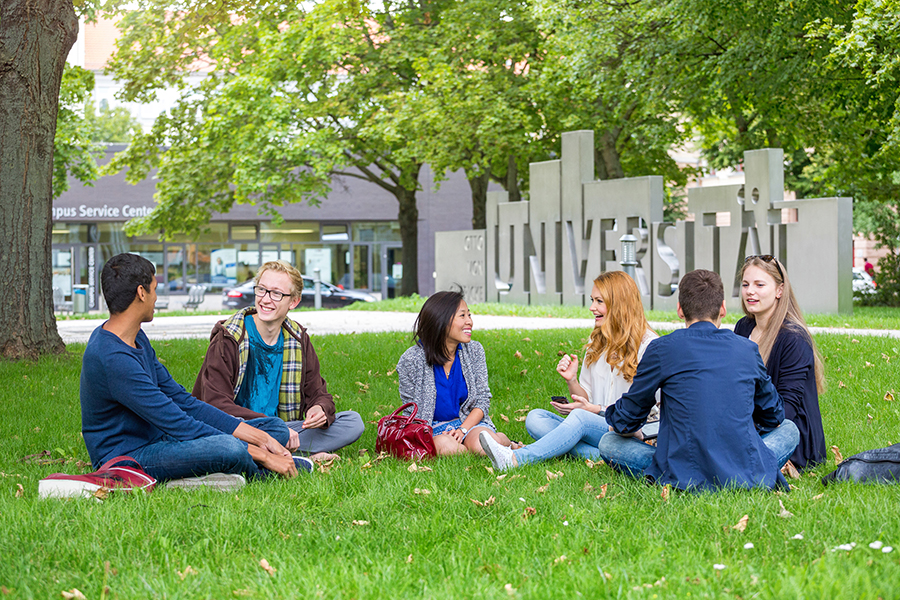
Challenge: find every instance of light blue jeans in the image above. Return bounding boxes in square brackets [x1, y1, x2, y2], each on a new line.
[129, 417, 290, 482]
[597, 419, 801, 478]
[513, 408, 607, 465]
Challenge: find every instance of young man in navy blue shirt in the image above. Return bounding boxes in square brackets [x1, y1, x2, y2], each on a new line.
[599, 269, 799, 491]
[80, 253, 308, 485]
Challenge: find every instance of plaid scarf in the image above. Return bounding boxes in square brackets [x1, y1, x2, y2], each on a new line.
[221, 307, 305, 422]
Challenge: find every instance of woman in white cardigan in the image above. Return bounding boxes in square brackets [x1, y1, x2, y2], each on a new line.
[397, 290, 516, 456]
[481, 271, 657, 470]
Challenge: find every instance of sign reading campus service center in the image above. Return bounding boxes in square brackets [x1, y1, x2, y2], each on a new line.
[436, 130, 852, 314]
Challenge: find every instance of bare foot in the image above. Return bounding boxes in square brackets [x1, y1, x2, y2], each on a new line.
[308, 452, 339, 463]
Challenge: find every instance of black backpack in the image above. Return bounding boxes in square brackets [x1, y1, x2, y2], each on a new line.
[821, 443, 900, 485]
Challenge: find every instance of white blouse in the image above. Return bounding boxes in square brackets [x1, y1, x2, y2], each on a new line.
[578, 329, 659, 412]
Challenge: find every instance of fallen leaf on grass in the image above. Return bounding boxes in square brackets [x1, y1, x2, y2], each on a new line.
[499, 414, 510, 422]
[838, 380, 846, 388]
[504, 583, 516, 596]
[233, 590, 254, 597]
[584, 459, 603, 469]
[177, 566, 198, 580]
[515, 416, 526, 422]
[406, 554, 414, 563]
[534, 350, 542, 356]
[496, 474, 507, 481]
[414, 488, 431, 495]
[886, 392, 895, 402]
[777, 499, 793, 518]
[851, 339, 860, 343]
[514, 351, 523, 359]
[661, 485, 671, 501]
[15, 484, 24, 498]
[407, 462, 433, 473]
[522, 337, 532, 342]
[352, 520, 369, 526]
[92, 487, 110, 501]
[60, 590, 86, 599]
[522, 506, 536, 519]
[386, 368, 396, 376]
[259, 559, 276, 576]
[831, 445, 844, 465]
[812, 493, 824, 500]
[317, 460, 335, 474]
[731, 514, 749, 532]
[485, 466, 495, 474]
[582, 482, 594, 492]
[781, 460, 800, 479]
[519, 369, 528, 376]
[536, 484, 549, 493]
[514, 408, 530, 414]
[471, 496, 496, 507]
[553, 555, 568, 565]
[545, 470, 562, 481]
[595, 483, 608, 499]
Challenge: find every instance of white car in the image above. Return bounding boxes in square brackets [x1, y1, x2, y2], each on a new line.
[852, 267, 876, 294]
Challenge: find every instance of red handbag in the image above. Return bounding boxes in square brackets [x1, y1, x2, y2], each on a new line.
[376, 402, 437, 460]
[39, 456, 157, 499]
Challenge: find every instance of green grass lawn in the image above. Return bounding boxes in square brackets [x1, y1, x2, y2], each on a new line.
[2, 328, 900, 598]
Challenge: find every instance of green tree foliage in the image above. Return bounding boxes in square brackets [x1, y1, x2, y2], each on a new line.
[106, 0, 456, 295]
[84, 99, 141, 143]
[54, 64, 100, 198]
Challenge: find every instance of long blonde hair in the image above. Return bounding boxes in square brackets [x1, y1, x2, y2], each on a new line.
[740, 256, 825, 393]
[583, 271, 653, 382]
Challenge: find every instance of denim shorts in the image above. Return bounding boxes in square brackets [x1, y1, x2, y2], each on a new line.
[432, 418, 495, 440]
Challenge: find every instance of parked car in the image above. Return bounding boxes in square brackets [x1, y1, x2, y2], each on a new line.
[222, 277, 376, 310]
[852, 267, 876, 295]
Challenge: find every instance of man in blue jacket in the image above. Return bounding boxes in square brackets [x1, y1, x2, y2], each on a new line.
[80, 253, 306, 484]
[599, 269, 799, 491]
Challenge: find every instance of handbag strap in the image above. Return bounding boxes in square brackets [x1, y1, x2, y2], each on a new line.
[390, 402, 419, 423]
[98, 456, 143, 472]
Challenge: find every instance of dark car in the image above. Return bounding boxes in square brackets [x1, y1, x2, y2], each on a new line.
[222, 277, 376, 310]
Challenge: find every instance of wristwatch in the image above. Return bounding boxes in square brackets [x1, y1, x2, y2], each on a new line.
[459, 427, 469, 435]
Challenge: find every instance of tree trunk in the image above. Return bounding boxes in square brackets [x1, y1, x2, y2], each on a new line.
[467, 169, 489, 229]
[506, 155, 521, 203]
[395, 165, 421, 297]
[0, 0, 77, 359]
[597, 129, 625, 179]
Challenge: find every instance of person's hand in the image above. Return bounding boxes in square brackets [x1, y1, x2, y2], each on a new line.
[260, 434, 292, 457]
[556, 354, 579, 381]
[301, 405, 328, 429]
[286, 428, 300, 451]
[261, 451, 298, 478]
[551, 394, 594, 416]
[449, 428, 465, 443]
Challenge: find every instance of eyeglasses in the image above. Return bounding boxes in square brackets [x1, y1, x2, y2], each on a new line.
[744, 254, 784, 280]
[253, 285, 288, 302]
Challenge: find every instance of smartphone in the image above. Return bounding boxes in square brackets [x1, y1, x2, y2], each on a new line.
[550, 395, 569, 404]
[641, 420, 660, 440]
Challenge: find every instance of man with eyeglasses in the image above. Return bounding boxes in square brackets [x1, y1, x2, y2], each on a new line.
[194, 260, 364, 461]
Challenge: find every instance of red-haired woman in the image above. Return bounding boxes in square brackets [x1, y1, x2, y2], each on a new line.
[480, 271, 657, 470]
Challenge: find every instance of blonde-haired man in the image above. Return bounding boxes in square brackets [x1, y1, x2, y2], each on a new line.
[194, 260, 363, 460]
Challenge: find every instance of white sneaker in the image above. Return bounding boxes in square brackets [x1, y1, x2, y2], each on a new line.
[479, 431, 516, 471]
[165, 473, 246, 491]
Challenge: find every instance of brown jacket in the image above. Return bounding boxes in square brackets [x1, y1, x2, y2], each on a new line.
[192, 309, 336, 426]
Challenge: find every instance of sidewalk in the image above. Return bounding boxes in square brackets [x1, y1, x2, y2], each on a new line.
[55, 311, 900, 344]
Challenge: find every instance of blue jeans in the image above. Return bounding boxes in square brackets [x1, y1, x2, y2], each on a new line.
[515, 408, 606, 465]
[129, 417, 290, 482]
[597, 419, 801, 479]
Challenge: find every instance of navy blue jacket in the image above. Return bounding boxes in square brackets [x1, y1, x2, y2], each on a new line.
[734, 317, 826, 469]
[606, 321, 788, 491]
